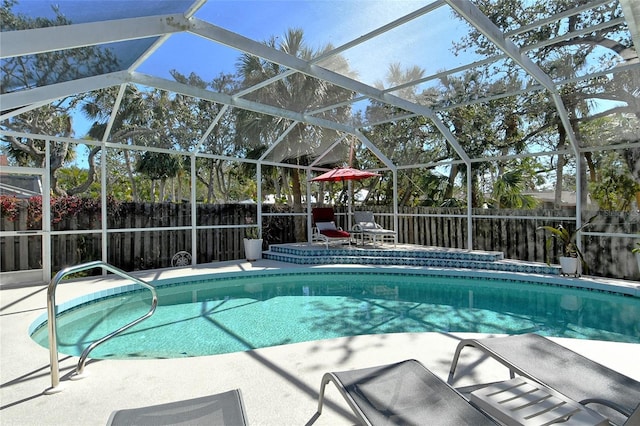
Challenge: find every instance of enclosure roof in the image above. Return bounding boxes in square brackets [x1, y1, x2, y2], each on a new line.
[1, 0, 639, 170]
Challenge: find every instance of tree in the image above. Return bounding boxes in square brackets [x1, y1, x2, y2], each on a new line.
[82, 85, 159, 201]
[364, 64, 449, 206]
[55, 165, 101, 198]
[589, 156, 639, 211]
[437, 72, 501, 207]
[584, 128, 640, 211]
[489, 169, 539, 209]
[452, 0, 640, 207]
[170, 71, 246, 202]
[236, 28, 355, 241]
[0, 0, 120, 196]
[135, 152, 183, 202]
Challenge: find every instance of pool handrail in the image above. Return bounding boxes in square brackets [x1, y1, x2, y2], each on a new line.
[46, 261, 158, 393]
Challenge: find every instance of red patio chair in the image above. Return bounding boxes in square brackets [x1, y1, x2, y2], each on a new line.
[311, 207, 351, 249]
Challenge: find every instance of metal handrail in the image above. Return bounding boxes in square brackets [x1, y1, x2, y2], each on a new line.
[46, 261, 158, 393]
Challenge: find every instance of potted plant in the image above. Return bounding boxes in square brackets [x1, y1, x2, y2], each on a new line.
[537, 216, 595, 276]
[243, 226, 263, 261]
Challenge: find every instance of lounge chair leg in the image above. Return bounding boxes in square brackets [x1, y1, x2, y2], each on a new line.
[305, 375, 333, 425]
[316, 374, 331, 416]
[448, 339, 516, 384]
[448, 343, 465, 384]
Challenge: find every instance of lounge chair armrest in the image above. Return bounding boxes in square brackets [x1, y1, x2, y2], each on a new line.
[580, 398, 632, 417]
[355, 222, 378, 232]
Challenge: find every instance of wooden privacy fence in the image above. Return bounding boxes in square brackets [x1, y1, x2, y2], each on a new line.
[1, 202, 295, 274]
[2, 203, 638, 280]
[372, 206, 638, 280]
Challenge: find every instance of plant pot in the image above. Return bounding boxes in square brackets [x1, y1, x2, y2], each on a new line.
[559, 256, 579, 276]
[243, 238, 263, 261]
[636, 253, 640, 275]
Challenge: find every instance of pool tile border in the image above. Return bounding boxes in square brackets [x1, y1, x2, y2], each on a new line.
[263, 245, 560, 276]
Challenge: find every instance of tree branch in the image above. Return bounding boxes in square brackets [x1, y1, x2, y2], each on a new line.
[67, 146, 101, 195]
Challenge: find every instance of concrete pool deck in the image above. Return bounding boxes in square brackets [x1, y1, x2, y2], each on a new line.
[1, 258, 639, 425]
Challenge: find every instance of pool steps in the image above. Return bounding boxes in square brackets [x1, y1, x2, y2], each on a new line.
[263, 244, 562, 275]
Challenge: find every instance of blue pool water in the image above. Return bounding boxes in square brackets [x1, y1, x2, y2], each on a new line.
[31, 271, 640, 359]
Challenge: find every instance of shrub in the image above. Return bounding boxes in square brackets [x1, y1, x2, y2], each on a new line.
[0, 195, 117, 228]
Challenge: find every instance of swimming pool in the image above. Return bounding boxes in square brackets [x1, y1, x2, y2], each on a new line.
[31, 269, 640, 359]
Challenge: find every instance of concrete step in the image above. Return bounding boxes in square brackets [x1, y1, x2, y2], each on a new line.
[268, 243, 504, 261]
[263, 244, 561, 275]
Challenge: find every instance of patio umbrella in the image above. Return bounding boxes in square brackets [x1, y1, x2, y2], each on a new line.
[310, 167, 380, 182]
[310, 167, 381, 229]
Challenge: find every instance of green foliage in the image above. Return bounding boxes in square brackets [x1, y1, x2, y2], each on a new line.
[537, 215, 597, 272]
[55, 166, 101, 198]
[588, 151, 640, 211]
[235, 28, 356, 240]
[1, 1, 120, 196]
[590, 172, 639, 212]
[0, 195, 113, 229]
[4, 0, 638, 214]
[452, 0, 640, 204]
[135, 152, 182, 181]
[490, 169, 539, 209]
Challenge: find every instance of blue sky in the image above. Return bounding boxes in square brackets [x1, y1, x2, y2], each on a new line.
[140, 1, 474, 86]
[11, 0, 475, 139]
[13, 0, 467, 85]
[11, 0, 478, 92]
[11, 0, 488, 160]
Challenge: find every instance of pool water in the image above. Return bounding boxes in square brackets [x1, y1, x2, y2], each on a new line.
[31, 272, 640, 359]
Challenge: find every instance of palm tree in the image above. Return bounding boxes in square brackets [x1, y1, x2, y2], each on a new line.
[490, 169, 538, 209]
[83, 85, 155, 201]
[236, 28, 355, 241]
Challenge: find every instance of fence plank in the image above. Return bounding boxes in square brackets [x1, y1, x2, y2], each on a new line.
[3, 203, 639, 280]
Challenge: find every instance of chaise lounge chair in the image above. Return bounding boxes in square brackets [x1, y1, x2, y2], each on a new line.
[312, 207, 351, 249]
[447, 333, 640, 426]
[106, 389, 248, 426]
[312, 359, 498, 425]
[353, 211, 396, 247]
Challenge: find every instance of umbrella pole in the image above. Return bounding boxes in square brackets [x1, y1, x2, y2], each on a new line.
[348, 179, 353, 231]
[348, 139, 355, 230]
